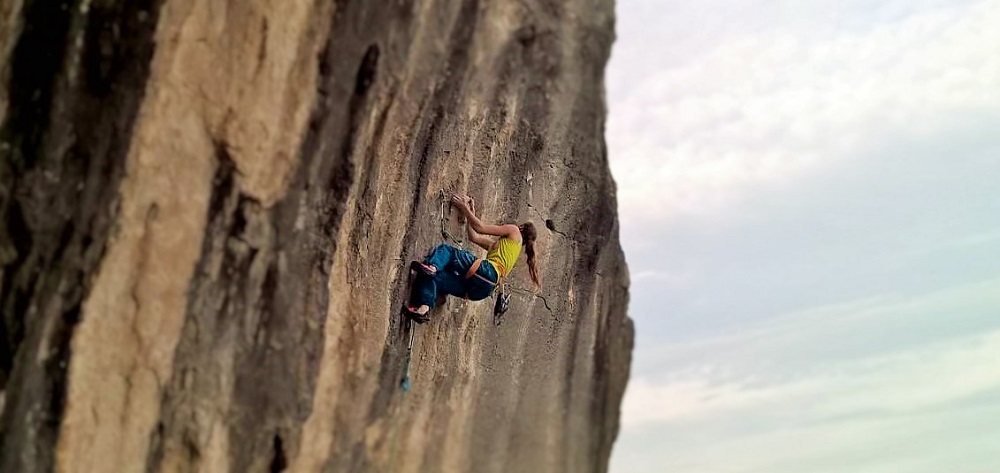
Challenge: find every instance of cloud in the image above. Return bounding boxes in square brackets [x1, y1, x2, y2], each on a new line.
[615, 400, 1000, 473]
[912, 229, 1000, 254]
[640, 277, 1000, 369]
[607, 1, 1000, 472]
[614, 280, 1000, 473]
[623, 330, 1000, 427]
[630, 270, 692, 286]
[607, 0, 1000, 222]
[621, 279, 1000, 428]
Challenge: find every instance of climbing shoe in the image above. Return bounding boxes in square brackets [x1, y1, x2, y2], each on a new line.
[401, 306, 430, 324]
[409, 261, 437, 276]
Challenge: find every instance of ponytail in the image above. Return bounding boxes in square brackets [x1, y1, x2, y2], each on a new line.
[519, 222, 541, 288]
[525, 239, 540, 288]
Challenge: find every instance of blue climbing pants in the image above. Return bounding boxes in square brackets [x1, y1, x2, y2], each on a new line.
[410, 244, 498, 309]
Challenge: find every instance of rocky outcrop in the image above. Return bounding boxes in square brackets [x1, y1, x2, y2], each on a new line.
[0, 1, 632, 472]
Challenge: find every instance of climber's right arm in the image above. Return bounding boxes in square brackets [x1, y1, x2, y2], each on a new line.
[468, 231, 494, 252]
[452, 194, 521, 241]
[463, 196, 494, 251]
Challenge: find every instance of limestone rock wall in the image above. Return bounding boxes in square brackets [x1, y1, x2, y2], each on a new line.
[0, 1, 632, 472]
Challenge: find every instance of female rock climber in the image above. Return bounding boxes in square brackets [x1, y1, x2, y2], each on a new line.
[402, 193, 541, 323]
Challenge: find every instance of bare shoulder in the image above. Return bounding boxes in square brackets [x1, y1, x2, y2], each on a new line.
[502, 224, 522, 242]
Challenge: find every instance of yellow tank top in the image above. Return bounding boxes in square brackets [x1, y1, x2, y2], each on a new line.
[486, 237, 521, 277]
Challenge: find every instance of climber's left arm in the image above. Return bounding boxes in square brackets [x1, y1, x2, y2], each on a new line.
[462, 196, 496, 251]
[467, 231, 494, 252]
[451, 194, 522, 241]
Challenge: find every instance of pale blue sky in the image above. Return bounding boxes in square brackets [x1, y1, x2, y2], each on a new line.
[606, 1, 1000, 472]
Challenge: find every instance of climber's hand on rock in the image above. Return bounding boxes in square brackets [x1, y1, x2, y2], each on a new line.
[451, 193, 471, 214]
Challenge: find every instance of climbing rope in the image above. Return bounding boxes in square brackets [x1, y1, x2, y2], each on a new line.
[388, 184, 455, 465]
[387, 319, 416, 473]
[494, 284, 555, 326]
[397, 190, 455, 397]
[400, 320, 416, 391]
[438, 189, 464, 245]
[387, 190, 465, 471]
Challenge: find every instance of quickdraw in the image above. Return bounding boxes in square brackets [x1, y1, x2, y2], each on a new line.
[493, 284, 511, 326]
[438, 189, 464, 245]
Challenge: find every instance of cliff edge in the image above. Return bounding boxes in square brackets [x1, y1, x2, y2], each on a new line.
[0, 1, 633, 472]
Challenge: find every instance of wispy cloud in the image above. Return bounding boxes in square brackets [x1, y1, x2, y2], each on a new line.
[622, 401, 1000, 473]
[609, 0, 1000, 221]
[624, 330, 1000, 427]
[616, 280, 1000, 473]
[608, 1, 1000, 472]
[623, 279, 1000, 428]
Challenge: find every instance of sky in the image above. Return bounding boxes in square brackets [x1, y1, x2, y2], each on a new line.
[605, 1, 1000, 472]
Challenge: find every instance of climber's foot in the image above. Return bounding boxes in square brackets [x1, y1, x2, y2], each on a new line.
[401, 305, 430, 324]
[410, 261, 437, 276]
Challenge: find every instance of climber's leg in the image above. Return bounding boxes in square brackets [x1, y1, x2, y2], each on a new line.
[405, 244, 484, 322]
[445, 247, 479, 275]
[406, 244, 459, 312]
[435, 271, 468, 299]
[422, 243, 458, 272]
[409, 273, 438, 310]
[403, 273, 435, 324]
[465, 261, 499, 301]
[410, 260, 436, 276]
[424, 244, 480, 273]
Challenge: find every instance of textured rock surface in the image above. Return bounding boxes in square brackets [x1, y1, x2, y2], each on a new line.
[0, 1, 632, 472]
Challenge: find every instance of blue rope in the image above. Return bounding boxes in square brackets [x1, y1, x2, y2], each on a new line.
[388, 320, 416, 472]
[388, 191, 460, 469]
[400, 322, 415, 391]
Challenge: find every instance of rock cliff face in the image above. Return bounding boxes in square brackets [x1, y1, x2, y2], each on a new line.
[0, 1, 632, 472]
